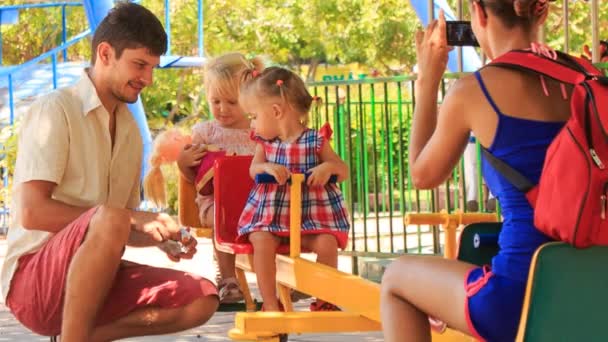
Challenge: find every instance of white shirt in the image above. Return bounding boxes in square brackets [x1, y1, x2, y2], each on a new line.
[1, 70, 142, 301]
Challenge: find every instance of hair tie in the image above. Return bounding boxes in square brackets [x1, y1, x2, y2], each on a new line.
[252, 70, 260, 77]
[276, 79, 284, 86]
[533, 0, 548, 16]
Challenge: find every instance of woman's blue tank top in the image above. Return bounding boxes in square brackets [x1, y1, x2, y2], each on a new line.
[474, 71, 564, 282]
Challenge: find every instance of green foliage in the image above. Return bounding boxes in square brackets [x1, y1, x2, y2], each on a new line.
[0, 0, 90, 65]
[544, 0, 608, 56]
[139, 0, 421, 79]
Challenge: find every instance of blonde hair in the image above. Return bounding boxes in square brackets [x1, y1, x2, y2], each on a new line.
[143, 129, 191, 208]
[143, 53, 264, 208]
[204, 52, 265, 101]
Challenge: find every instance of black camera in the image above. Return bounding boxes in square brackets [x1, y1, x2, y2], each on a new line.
[446, 21, 479, 47]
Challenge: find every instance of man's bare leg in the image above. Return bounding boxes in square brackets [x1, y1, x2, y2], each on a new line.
[89, 295, 219, 341]
[60, 206, 131, 342]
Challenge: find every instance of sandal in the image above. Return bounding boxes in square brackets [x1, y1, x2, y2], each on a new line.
[218, 277, 244, 304]
[309, 300, 341, 311]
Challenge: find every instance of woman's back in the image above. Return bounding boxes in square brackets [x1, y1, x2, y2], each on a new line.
[467, 66, 571, 281]
[381, 2, 576, 341]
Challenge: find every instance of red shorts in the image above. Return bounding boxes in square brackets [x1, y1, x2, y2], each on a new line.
[5, 207, 218, 336]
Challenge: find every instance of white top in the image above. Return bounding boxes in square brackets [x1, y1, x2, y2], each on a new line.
[0, 70, 142, 301]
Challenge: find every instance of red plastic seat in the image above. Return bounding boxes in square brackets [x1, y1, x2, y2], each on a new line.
[213, 156, 295, 255]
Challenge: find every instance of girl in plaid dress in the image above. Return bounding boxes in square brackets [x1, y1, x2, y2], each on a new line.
[237, 67, 350, 312]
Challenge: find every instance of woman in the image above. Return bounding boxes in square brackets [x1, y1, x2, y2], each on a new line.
[381, 1, 568, 341]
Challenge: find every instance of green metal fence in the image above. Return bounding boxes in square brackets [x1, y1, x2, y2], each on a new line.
[309, 60, 607, 261]
[307, 74, 490, 259]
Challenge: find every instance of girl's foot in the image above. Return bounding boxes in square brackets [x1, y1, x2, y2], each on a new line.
[261, 300, 285, 312]
[217, 277, 244, 304]
[309, 300, 340, 311]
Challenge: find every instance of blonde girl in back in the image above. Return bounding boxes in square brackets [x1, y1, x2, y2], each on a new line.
[177, 52, 264, 304]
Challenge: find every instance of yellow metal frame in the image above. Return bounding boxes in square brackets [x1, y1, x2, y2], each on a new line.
[177, 167, 484, 341]
[177, 173, 213, 238]
[228, 175, 480, 341]
[229, 174, 384, 340]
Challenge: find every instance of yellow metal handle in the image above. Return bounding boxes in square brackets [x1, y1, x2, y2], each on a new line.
[289, 174, 305, 258]
[404, 210, 499, 259]
[404, 210, 498, 226]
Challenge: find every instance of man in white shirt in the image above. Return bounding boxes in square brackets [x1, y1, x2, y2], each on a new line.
[1, 3, 218, 341]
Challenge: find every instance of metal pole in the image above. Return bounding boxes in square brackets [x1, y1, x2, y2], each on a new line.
[165, 0, 171, 55]
[8, 74, 14, 126]
[427, 0, 435, 23]
[198, 0, 203, 57]
[457, 0, 463, 72]
[563, 0, 569, 53]
[0, 21, 2, 66]
[62, 5, 67, 61]
[52, 54, 58, 89]
[591, 0, 599, 63]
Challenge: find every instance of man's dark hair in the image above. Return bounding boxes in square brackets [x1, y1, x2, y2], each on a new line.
[91, 2, 167, 64]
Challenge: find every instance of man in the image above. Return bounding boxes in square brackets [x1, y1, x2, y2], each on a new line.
[0, 3, 218, 341]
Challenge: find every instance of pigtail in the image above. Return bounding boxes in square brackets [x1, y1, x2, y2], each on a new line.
[143, 151, 167, 208]
[276, 79, 287, 103]
[302, 95, 323, 126]
[240, 67, 260, 84]
[143, 129, 192, 208]
[311, 95, 323, 108]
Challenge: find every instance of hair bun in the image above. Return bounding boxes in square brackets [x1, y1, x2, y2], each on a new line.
[513, 0, 533, 18]
[514, 0, 550, 18]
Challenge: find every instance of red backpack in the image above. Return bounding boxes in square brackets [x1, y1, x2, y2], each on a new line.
[482, 50, 608, 248]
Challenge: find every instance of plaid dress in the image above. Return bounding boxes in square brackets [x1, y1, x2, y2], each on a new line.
[237, 125, 350, 249]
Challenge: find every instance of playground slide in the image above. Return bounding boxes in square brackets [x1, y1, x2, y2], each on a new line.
[410, 0, 482, 72]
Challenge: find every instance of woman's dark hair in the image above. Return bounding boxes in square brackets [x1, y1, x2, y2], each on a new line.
[476, 0, 553, 29]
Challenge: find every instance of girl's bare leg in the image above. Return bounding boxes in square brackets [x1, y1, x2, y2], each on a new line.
[249, 232, 281, 311]
[302, 234, 338, 268]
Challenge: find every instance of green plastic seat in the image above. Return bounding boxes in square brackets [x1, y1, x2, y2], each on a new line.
[457, 222, 502, 266]
[516, 242, 608, 341]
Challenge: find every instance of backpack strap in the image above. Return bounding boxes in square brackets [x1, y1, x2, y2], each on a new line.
[481, 147, 535, 193]
[488, 50, 598, 85]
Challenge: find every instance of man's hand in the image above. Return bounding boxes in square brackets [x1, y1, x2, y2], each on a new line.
[158, 228, 198, 262]
[131, 211, 180, 242]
